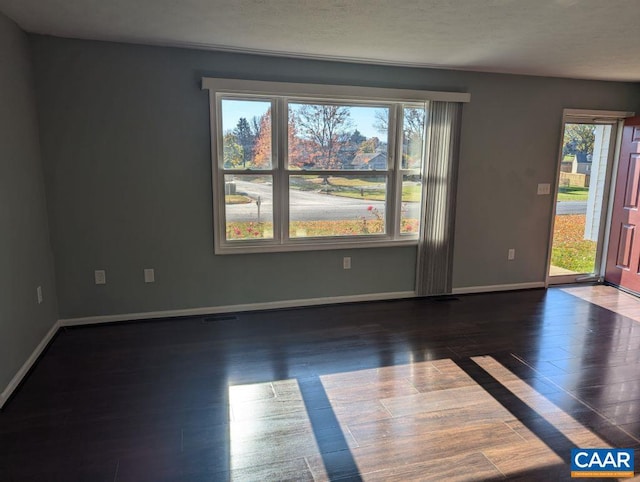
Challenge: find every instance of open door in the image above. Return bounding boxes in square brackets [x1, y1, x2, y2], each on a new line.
[605, 117, 640, 294]
[547, 113, 620, 284]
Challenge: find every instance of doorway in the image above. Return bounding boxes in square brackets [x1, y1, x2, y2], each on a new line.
[548, 113, 620, 284]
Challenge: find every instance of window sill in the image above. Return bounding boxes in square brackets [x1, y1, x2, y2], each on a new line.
[214, 238, 418, 255]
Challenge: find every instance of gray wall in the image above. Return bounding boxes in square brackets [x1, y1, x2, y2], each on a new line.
[30, 36, 640, 319]
[0, 16, 58, 392]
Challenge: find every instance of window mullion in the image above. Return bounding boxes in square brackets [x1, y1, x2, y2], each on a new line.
[389, 104, 403, 239]
[213, 93, 226, 252]
[277, 97, 289, 244]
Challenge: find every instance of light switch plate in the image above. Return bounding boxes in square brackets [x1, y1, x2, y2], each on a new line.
[144, 268, 155, 283]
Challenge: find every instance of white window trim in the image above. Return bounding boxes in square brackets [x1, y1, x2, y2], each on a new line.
[203, 78, 470, 254]
[203, 78, 471, 104]
[562, 109, 634, 120]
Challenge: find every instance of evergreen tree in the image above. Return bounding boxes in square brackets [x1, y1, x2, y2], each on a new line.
[233, 117, 255, 168]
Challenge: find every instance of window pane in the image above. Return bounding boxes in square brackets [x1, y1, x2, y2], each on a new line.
[401, 175, 422, 235]
[288, 103, 389, 170]
[221, 99, 272, 170]
[224, 175, 273, 240]
[402, 107, 426, 169]
[289, 175, 387, 238]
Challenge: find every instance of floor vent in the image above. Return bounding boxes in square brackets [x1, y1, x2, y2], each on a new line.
[432, 295, 461, 302]
[203, 314, 238, 322]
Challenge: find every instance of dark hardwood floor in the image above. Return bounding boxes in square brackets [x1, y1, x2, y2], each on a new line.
[3, 286, 640, 481]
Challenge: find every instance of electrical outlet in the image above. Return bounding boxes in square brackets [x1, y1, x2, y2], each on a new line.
[508, 248, 516, 260]
[36, 286, 43, 304]
[343, 257, 351, 270]
[537, 183, 551, 195]
[144, 268, 155, 283]
[95, 270, 106, 285]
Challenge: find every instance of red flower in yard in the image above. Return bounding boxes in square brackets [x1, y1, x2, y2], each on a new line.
[367, 205, 373, 211]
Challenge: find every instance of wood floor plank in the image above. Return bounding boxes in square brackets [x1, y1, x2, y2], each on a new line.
[482, 439, 566, 478]
[346, 403, 516, 447]
[330, 399, 393, 425]
[323, 378, 420, 402]
[380, 384, 497, 417]
[504, 410, 610, 447]
[347, 422, 523, 474]
[361, 452, 503, 482]
[230, 397, 310, 422]
[230, 457, 314, 482]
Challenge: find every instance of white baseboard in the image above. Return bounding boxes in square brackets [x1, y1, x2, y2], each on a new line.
[57, 284, 548, 328]
[2, 283, 550, 407]
[0, 320, 60, 409]
[452, 282, 545, 295]
[3, 292, 415, 408]
[58, 291, 417, 327]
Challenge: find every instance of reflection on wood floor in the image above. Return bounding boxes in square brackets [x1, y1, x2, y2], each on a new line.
[561, 284, 640, 323]
[2, 285, 640, 480]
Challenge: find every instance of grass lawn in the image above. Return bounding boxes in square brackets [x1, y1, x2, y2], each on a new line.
[331, 184, 422, 202]
[557, 186, 589, 201]
[289, 175, 422, 202]
[551, 214, 596, 273]
[225, 194, 253, 204]
[330, 190, 386, 201]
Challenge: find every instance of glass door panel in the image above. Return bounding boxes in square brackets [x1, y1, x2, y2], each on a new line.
[549, 122, 615, 281]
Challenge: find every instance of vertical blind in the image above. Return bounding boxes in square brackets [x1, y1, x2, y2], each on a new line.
[416, 101, 463, 296]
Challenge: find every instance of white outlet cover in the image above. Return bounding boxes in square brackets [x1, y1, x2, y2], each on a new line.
[343, 257, 351, 269]
[37, 286, 43, 304]
[95, 270, 106, 285]
[144, 268, 155, 283]
[537, 183, 551, 195]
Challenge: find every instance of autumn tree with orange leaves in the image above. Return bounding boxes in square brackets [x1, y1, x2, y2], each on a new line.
[251, 109, 272, 169]
[287, 112, 304, 168]
[289, 104, 352, 169]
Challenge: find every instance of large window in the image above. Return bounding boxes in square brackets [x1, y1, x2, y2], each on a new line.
[204, 79, 449, 254]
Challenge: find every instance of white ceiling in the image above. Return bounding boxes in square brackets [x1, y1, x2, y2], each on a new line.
[2, 0, 640, 82]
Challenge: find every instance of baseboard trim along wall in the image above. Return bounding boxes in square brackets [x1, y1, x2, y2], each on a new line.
[58, 291, 418, 327]
[452, 282, 546, 295]
[2, 283, 546, 409]
[0, 320, 60, 409]
[2, 292, 411, 407]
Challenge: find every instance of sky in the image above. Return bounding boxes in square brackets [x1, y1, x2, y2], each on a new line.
[221, 99, 387, 139]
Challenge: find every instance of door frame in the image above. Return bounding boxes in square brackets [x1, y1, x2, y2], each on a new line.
[545, 109, 633, 287]
[599, 121, 625, 284]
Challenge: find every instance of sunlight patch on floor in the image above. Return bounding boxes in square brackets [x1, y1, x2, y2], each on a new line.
[560, 285, 640, 323]
[225, 354, 616, 480]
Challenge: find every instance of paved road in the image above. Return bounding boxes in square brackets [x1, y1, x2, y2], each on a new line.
[226, 180, 420, 222]
[227, 181, 587, 221]
[556, 201, 587, 215]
